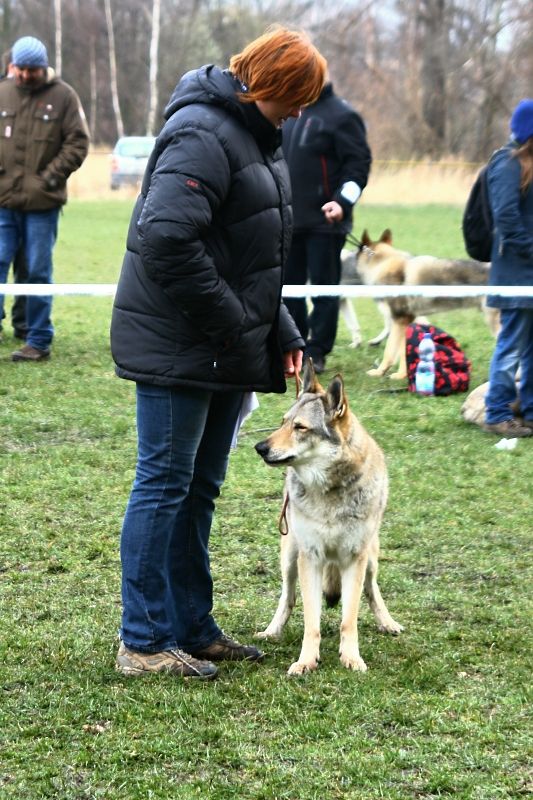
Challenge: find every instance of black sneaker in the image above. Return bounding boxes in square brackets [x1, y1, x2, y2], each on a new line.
[188, 633, 265, 662]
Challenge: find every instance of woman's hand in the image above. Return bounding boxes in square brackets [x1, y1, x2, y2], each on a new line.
[283, 348, 303, 378]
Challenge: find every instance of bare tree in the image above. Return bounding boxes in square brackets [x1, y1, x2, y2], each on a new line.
[54, 0, 62, 74]
[104, 0, 124, 139]
[146, 0, 160, 136]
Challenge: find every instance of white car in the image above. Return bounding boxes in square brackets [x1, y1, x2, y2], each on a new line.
[110, 136, 156, 190]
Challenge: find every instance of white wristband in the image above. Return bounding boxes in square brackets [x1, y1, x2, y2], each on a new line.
[340, 181, 361, 205]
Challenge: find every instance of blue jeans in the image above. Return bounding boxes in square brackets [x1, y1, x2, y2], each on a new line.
[0, 207, 59, 350]
[485, 308, 533, 423]
[120, 383, 244, 653]
[284, 232, 344, 357]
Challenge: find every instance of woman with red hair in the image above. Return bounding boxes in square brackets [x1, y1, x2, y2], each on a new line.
[111, 27, 327, 679]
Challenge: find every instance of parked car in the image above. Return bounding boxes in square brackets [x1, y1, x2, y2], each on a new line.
[110, 136, 156, 190]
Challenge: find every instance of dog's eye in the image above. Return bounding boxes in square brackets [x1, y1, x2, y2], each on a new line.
[293, 422, 308, 432]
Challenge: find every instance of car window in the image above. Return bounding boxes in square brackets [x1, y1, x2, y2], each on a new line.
[117, 139, 155, 157]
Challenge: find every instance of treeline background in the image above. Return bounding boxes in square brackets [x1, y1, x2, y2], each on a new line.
[2, 0, 532, 160]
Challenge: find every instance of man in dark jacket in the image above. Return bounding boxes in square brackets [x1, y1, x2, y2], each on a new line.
[0, 49, 27, 342]
[111, 27, 327, 679]
[0, 36, 89, 361]
[282, 83, 371, 373]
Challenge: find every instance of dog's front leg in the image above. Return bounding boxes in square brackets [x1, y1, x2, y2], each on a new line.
[339, 556, 368, 672]
[288, 552, 322, 675]
[367, 300, 391, 346]
[256, 531, 298, 640]
[340, 299, 362, 348]
[367, 317, 401, 377]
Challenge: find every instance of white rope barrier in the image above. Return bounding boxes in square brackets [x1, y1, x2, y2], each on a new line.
[0, 284, 532, 298]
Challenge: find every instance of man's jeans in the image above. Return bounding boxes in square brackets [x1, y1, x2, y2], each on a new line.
[284, 232, 345, 358]
[120, 383, 244, 654]
[0, 208, 59, 350]
[486, 308, 533, 423]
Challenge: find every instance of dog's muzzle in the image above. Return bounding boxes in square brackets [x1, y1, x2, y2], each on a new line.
[254, 440, 294, 466]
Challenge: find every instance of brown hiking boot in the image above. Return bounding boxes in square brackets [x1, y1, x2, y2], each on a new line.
[12, 344, 50, 362]
[115, 642, 218, 679]
[483, 419, 532, 438]
[188, 633, 265, 662]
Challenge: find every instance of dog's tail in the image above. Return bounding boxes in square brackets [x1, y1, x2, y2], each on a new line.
[323, 563, 341, 608]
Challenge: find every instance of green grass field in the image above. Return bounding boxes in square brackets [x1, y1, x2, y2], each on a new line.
[0, 201, 531, 799]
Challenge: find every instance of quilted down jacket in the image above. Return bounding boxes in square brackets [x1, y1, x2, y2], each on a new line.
[110, 65, 304, 392]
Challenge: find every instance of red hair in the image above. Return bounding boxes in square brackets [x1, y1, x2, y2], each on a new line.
[229, 26, 327, 108]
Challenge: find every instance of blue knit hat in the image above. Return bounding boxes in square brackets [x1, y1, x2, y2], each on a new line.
[11, 36, 48, 68]
[510, 99, 533, 144]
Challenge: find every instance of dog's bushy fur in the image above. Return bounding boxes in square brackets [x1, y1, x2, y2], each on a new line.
[254, 360, 402, 675]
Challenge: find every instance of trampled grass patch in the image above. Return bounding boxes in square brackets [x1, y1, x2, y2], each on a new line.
[0, 201, 530, 799]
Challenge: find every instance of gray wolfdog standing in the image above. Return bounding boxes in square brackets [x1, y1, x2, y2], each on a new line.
[254, 359, 402, 675]
[350, 229, 499, 379]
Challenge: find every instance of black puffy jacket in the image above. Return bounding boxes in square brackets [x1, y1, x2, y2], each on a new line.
[110, 66, 304, 392]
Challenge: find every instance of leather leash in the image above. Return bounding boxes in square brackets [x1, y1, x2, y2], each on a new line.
[277, 368, 301, 536]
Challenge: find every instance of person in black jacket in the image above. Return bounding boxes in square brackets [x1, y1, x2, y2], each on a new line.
[282, 83, 371, 373]
[111, 27, 327, 679]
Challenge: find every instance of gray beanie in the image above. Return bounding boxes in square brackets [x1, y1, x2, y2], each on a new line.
[12, 36, 48, 68]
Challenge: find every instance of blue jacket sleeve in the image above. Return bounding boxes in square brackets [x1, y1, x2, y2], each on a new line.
[488, 150, 533, 261]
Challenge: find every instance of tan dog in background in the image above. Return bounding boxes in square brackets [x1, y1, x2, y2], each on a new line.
[254, 359, 403, 675]
[353, 229, 499, 379]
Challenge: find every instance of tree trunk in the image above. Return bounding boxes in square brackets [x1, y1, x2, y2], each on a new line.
[146, 0, 161, 136]
[104, 0, 124, 139]
[89, 34, 97, 140]
[54, 0, 62, 75]
[419, 0, 447, 156]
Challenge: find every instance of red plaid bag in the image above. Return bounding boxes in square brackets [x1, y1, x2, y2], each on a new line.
[406, 323, 471, 395]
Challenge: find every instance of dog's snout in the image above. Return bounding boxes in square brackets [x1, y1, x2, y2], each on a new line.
[254, 440, 269, 458]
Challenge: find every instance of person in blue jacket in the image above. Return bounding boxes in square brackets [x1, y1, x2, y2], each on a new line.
[484, 99, 533, 437]
[282, 82, 371, 373]
[111, 27, 327, 679]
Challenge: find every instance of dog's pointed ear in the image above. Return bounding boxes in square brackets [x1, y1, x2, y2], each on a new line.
[326, 374, 349, 418]
[380, 229, 392, 244]
[361, 229, 371, 247]
[302, 356, 320, 394]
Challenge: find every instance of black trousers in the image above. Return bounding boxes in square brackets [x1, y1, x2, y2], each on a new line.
[284, 231, 344, 358]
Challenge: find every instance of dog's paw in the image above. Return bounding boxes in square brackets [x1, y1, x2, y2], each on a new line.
[254, 629, 281, 640]
[348, 335, 363, 349]
[367, 367, 386, 377]
[287, 659, 318, 676]
[388, 371, 407, 381]
[339, 652, 368, 672]
[378, 619, 404, 635]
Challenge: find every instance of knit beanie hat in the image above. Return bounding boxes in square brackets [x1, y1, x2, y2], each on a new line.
[11, 36, 48, 68]
[510, 99, 533, 144]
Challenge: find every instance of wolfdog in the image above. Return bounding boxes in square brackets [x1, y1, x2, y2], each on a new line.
[254, 359, 403, 675]
[353, 229, 500, 379]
